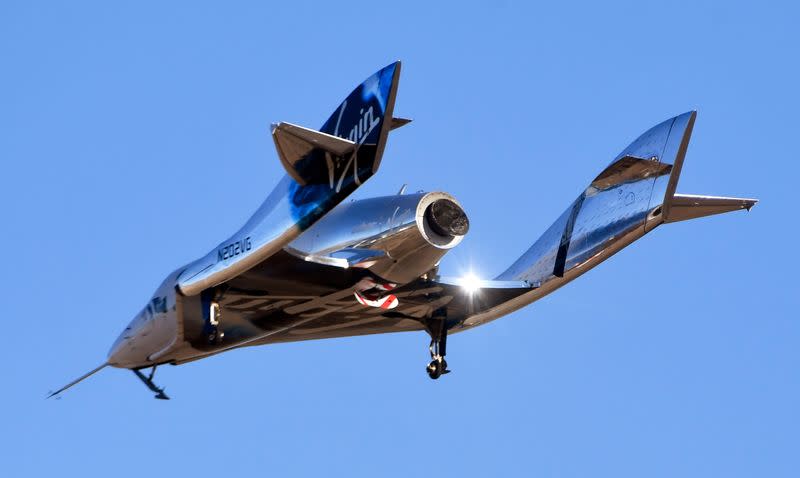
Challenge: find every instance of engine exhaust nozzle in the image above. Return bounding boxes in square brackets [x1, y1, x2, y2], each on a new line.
[424, 199, 470, 237]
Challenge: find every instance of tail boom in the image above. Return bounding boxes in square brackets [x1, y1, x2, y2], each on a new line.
[456, 111, 757, 330]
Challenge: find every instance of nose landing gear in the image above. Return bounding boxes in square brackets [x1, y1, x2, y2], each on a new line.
[132, 365, 170, 400]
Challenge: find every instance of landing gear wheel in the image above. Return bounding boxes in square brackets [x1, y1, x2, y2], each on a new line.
[427, 360, 443, 380]
[424, 316, 450, 379]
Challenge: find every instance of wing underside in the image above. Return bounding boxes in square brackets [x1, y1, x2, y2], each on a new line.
[178, 251, 533, 354]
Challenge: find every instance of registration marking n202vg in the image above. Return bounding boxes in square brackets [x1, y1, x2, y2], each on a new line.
[218, 237, 252, 262]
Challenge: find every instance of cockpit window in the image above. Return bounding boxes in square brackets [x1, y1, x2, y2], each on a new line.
[151, 297, 167, 314]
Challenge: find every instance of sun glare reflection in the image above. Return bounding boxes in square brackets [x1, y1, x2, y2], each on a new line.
[460, 273, 482, 294]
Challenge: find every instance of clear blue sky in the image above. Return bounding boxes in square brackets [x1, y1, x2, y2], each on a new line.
[2, 1, 797, 476]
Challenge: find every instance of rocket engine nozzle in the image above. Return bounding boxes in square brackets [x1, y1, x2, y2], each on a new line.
[424, 199, 470, 237]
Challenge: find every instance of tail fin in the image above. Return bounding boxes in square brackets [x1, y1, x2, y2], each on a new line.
[319, 61, 402, 172]
[497, 111, 757, 285]
[271, 61, 403, 190]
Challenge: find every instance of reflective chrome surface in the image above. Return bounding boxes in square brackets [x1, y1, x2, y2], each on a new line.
[177, 62, 402, 296]
[497, 112, 695, 285]
[461, 111, 702, 328]
[287, 191, 468, 284]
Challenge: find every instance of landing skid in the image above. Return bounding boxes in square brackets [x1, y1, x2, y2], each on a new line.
[133, 366, 170, 400]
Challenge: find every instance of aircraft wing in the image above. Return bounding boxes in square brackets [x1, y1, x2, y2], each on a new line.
[176, 62, 403, 296]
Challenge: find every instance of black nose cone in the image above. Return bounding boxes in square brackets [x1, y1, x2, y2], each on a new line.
[425, 199, 470, 237]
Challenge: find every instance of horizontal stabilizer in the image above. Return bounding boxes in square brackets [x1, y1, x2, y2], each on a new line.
[390, 117, 412, 130]
[272, 122, 356, 185]
[664, 194, 758, 223]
